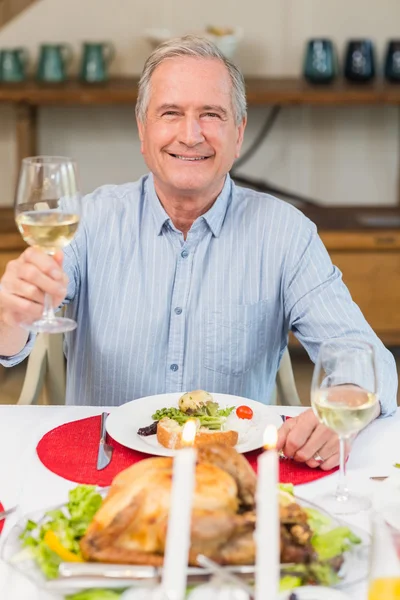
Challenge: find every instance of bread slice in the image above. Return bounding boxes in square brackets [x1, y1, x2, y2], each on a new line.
[156, 417, 239, 450]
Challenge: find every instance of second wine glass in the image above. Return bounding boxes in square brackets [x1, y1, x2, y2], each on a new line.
[311, 338, 378, 515]
[14, 156, 80, 334]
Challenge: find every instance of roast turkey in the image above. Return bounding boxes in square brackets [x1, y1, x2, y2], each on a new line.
[80, 444, 314, 566]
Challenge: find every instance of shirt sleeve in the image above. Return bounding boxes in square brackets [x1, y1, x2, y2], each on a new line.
[0, 332, 36, 367]
[283, 218, 398, 417]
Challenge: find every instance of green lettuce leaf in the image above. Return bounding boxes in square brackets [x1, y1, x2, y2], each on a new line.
[65, 590, 124, 600]
[280, 561, 339, 587]
[309, 562, 340, 586]
[311, 526, 361, 560]
[278, 483, 294, 495]
[152, 404, 234, 430]
[152, 407, 189, 425]
[304, 507, 332, 535]
[216, 405, 235, 417]
[68, 485, 103, 537]
[20, 484, 102, 579]
[32, 542, 61, 580]
[279, 575, 303, 591]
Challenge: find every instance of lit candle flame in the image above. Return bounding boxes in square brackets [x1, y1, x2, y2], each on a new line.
[181, 419, 197, 446]
[263, 425, 278, 450]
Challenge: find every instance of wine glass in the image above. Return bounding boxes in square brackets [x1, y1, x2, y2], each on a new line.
[368, 512, 400, 599]
[311, 338, 378, 515]
[14, 156, 80, 334]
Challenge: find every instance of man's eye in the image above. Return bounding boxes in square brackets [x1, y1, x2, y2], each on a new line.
[203, 112, 220, 118]
[162, 111, 179, 116]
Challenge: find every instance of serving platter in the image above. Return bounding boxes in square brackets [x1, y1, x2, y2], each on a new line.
[1, 494, 370, 595]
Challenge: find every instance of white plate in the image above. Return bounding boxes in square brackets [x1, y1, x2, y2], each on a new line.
[106, 392, 282, 456]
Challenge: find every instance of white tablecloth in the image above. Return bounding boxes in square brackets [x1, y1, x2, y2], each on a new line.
[0, 405, 399, 600]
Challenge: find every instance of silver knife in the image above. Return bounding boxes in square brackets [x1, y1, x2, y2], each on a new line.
[96, 412, 113, 470]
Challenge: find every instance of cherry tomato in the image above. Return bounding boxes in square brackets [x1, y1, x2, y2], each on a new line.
[236, 405, 253, 420]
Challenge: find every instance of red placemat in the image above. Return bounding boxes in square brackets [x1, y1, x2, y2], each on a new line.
[0, 503, 4, 534]
[36, 415, 337, 487]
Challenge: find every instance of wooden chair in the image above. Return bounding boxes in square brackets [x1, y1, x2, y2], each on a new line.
[274, 348, 302, 406]
[17, 336, 302, 406]
[17, 333, 65, 405]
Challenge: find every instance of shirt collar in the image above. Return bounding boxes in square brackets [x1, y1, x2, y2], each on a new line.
[145, 173, 232, 238]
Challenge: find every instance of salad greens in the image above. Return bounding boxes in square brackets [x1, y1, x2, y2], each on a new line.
[303, 507, 332, 534]
[66, 591, 125, 600]
[279, 486, 361, 589]
[19, 481, 362, 593]
[20, 485, 102, 579]
[281, 561, 342, 587]
[278, 483, 295, 495]
[311, 526, 361, 561]
[279, 575, 303, 591]
[65, 589, 198, 600]
[152, 401, 235, 430]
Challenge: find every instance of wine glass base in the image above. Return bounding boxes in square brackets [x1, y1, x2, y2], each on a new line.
[21, 317, 77, 334]
[313, 491, 371, 515]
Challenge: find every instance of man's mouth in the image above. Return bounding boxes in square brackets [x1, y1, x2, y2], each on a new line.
[168, 153, 211, 161]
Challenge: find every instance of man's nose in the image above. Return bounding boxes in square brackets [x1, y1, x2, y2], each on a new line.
[178, 116, 205, 146]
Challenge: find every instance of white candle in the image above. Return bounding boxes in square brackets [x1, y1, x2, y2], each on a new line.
[255, 425, 280, 600]
[162, 420, 197, 600]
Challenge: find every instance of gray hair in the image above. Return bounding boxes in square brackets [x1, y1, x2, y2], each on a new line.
[135, 35, 247, 126]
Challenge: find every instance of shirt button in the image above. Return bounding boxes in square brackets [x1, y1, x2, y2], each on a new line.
[170, 363, 179, 372]
[181, 250, 189, 258]
[174, 307, 183, 315]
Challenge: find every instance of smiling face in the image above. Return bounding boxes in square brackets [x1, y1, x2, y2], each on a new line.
[137, 56, 246, 201]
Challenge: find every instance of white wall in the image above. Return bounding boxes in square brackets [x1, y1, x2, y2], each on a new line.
[0, 0, 399, 204]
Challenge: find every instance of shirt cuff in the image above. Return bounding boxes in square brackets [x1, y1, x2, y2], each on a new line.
[0, 333, 36, 367]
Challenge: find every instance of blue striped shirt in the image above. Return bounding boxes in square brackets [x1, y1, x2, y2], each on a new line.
[2, 174, 397, 413]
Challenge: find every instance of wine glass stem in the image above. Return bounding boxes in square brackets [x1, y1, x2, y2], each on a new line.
[42, 293, 56, 322]
[335, 436, 349, 501]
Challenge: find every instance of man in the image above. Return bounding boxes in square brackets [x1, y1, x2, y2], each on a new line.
[0, 36, 397, 470]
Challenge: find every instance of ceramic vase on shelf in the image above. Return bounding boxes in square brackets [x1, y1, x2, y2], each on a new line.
[303, 38, 338, 84]
[36, 43, 72, 83]
[344, 39, 375, 82]
[79, 42, 115, 84]
[384, 40, 400, 82]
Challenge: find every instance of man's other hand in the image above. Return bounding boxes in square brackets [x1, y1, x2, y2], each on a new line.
[277, 408, 344, 470]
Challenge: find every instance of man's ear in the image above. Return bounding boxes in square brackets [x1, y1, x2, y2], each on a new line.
[137, 118, 145, 153]
[235, 116, 247, 159]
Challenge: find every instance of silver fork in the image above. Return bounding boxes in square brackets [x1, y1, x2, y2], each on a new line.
[196, 555, 255, 599]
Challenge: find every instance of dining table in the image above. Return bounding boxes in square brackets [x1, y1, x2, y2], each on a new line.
[0, 403, 399, 600]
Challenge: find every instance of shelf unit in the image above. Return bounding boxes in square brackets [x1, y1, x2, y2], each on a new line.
[1, 76, 400, 166]
[1, 78, 400, 344]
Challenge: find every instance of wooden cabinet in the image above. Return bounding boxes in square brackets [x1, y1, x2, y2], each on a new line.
[320, 230, 400, 346]
[0, 251, 19, 278]
[0, 208, 25, 278]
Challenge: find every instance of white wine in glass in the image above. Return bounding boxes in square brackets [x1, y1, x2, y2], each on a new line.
[311, 339, 378, 515]
[15, 156, 80, 334]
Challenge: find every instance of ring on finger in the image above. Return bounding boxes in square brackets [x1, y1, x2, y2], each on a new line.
[313, 451, 325, 463]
